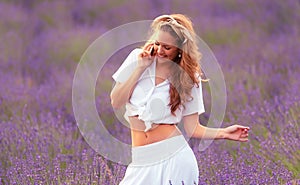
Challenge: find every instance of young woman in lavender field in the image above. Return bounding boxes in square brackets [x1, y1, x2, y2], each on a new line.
[111, 14, 250, 184]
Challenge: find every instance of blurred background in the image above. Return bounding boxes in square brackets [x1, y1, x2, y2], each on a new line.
[0, 0, 299, 184]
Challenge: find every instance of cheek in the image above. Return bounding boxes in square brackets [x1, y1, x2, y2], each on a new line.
[167, 50, 178, 60]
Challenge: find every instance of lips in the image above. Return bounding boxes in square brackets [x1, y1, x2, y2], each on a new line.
[157, 54, 167, 58]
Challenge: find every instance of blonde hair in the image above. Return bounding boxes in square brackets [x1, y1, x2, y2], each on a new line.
[144, 14, 206, 115]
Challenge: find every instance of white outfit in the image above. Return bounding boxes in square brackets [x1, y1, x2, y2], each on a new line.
[119, 135, 199, 185]
[112, 48, 205, 132]
[112, 48, 205, 185]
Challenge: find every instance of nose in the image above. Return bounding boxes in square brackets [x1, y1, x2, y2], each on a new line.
[157, 45, 164, 55]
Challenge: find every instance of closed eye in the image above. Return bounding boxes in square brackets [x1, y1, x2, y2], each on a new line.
[155, 41, 171, 50]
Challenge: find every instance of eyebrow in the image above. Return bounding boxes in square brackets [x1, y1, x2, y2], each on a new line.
[155, 40, 174, 47]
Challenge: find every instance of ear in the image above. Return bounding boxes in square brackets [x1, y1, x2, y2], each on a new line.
[177, 49, 182, 55]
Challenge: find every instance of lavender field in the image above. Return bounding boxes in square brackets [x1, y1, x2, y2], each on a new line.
[1, 0, 300, 184]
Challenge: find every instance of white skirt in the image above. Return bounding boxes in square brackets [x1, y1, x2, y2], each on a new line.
[119, 135, 199, 185]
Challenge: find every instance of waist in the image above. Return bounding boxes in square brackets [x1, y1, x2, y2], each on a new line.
[129, 116, 181, 146]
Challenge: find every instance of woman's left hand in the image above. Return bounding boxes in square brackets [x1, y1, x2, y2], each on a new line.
[222, 125, 250, 142]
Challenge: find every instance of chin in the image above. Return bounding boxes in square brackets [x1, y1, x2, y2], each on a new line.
[157, 57, 172, 63]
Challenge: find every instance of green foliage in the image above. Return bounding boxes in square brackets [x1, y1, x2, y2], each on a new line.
[203, 28, 242, 46]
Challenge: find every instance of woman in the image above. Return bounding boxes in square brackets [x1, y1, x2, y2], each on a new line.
[111, 14, 249, 185]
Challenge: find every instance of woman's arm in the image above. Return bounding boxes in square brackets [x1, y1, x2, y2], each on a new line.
[183, 113, 249, 142]
[110, 67, 146, 109]
[110, 46, 154, 109]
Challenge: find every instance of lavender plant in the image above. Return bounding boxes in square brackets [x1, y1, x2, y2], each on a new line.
[0, 0, 299, 184]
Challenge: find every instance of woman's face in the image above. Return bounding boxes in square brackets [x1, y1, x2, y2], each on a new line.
[153, 30, 180, 63]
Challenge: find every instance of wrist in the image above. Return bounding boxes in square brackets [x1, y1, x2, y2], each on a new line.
[218, 128, 226, 139]
[135, 65, 148, 72]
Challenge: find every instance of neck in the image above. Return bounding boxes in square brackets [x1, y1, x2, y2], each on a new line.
[156, 58, 173, 69]
[155, 59, 173, 79]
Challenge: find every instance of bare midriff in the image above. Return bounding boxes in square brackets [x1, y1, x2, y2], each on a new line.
[128, 116, 182, 146]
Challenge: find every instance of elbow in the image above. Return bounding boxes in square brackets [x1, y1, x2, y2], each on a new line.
[184, 124, 202, 139]
[110, 95, 124, 109]
[186, 131, 196, 138]
[110, 89, 123, 109]
[184, 127, 195, 138]
[110, 90, 127, 109]
[110, 92, 119, 109]
[110, 95, 121, 109]
[111, 100, 122, 109]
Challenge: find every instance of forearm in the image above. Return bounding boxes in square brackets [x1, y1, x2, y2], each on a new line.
[110, 66, 146, 108]
[190, 124, 225, 140]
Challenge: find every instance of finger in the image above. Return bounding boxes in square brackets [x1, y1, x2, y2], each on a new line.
[144, 42, 155, 51]
[140, 50, 151, 59]
[236, 126, 250, 132]
[239, 138, 249, 142]
[242, 129, 248, 134]
[240, 133, 248, 138]
[237, 125, 250, 129]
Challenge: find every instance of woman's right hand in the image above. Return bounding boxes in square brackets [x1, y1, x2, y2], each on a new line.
[137, 43, 155, 69]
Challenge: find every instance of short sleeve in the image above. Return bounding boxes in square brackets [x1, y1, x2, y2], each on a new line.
[112, 48, 142, 83]
[182, 79, 205, 116]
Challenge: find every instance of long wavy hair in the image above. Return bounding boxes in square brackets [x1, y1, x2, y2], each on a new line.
[144, 14, 205, 115]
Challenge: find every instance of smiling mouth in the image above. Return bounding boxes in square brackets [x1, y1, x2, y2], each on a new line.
[157, 54, 167, 58]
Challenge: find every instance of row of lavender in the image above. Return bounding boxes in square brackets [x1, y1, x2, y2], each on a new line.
[1, 0, 299, 184]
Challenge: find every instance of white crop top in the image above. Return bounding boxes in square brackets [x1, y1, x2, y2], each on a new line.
[112, 48, 205, 132]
